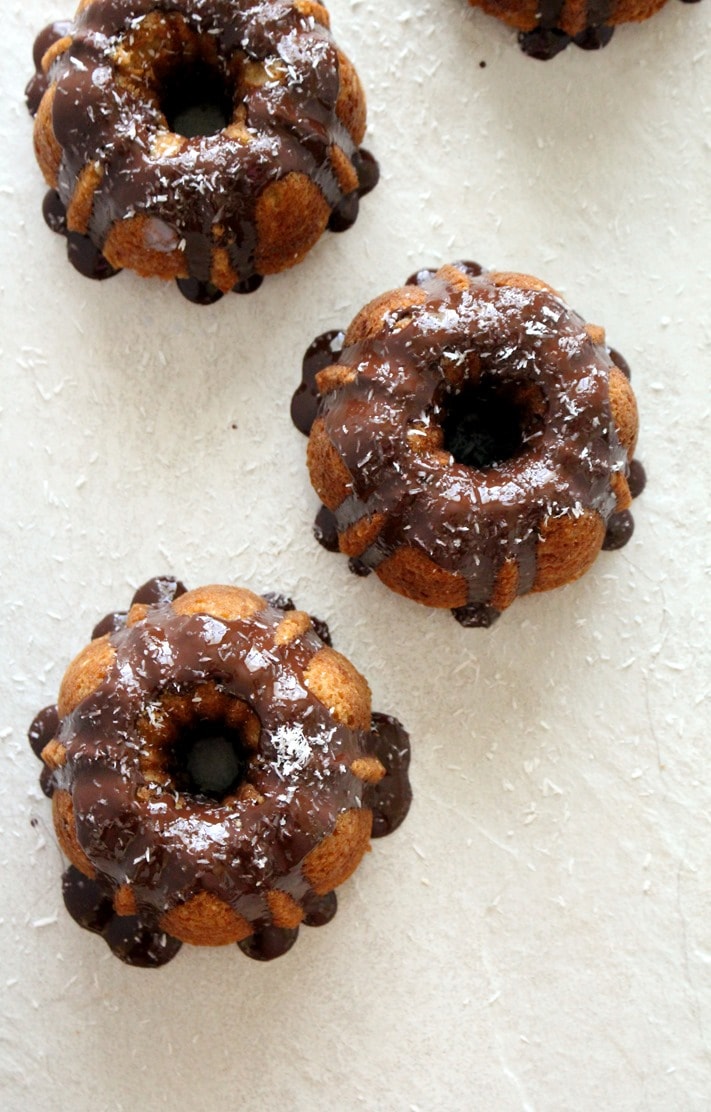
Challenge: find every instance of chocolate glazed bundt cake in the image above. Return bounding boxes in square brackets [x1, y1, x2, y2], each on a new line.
[26, 1, 378, 304]
[28, 577, 411, 966]
[467, 0, 699, 59]
[292, 262, 645, 628]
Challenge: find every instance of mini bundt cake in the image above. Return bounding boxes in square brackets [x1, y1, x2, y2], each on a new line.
[467, 0, 697, 59]
[26, 1, 378, 303]
[28, 576, 411, 966]
[292, 262, 645, 627]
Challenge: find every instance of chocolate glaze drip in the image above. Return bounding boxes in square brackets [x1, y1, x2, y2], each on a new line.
[29, 704, 59, 760]
[353, 149, 380, 196]
[42, 190, 67, 235]
[308, 616, 333, 647]
[293, 263, 644, 622]
[302, 889, 338, 926]
[602, 510, 634, 549]
[291, 330, 345, 436]
[175, 278, 225, 306]
[348, 558, 372, 578]
[407, 261, 481, 289]
[29, 705, 60, 798]
[131, 575, 187, 606]
[518, 30, 570, 61]
[452, 603, 500, 629]
[574, 24, 615, 50]
[328, 194, 360, 234]
[407, 268, 438, 288]
[62, 866, 184, 967]
[26, 21, 72, 114]
[237, 925, 299, 961]
[66, 232, 120, 281]
[518, 0, 616, 59]
[40, 767, 55, 798]
[609, 347, 631, 381]
[92, 611, 128, 640]
[516, 0, 694, 58]
[27, 2, 378, 300]
[313, 505, 340, 553]
[29, 576, 410, 965]
[90, 577, 185, 638]
[233, 274, 264, 295]
[326, 152, 380, 233]
[42, 190, 121, 280]
[364, 715, 412, 838]
[627, 458, 646, 500]
[262, 591, 296, 612]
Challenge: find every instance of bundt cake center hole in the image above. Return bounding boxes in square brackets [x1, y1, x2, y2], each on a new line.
[442, 380, 536, 470]
[160, 60, 233, 138]
[170, 722, 249, 800]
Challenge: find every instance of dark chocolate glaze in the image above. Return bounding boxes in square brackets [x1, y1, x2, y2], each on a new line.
[602, 509, 634, 549]
[313, 505, 340, 553]
[92, 611, 128, 640]
[452, 603, 500, 629]
[609, 347, 631, 381]
[407, 261, 481, 289]
[365, 714, 412, 838]
[29, 704, 59, 760]
[40, 766, 56, 799]
[302, 889, 338, 926]
[627, 458, 646, 500]
[308, 615, 333, 647]
[26, 21, 72, 114]
[261, 592, 296, 612]
[516, 0, 694, 58]
[30, 705, 60, 797]
[291, 330, 345, 437]
[91, 577, 186, 637]
[407, 267, 438, 288]
[293, 263, 644, 622]
[42, 190, 121, 281]
[42, 190, 67, 235]
[328, 193, 360, 234]
[237, 925, 299, 961]
[518, 0, 615, 58]
[66, 232, 120, 281]
[131, 575, 187, 606]
[63, 866, 183, 966]
[29, 577, 410, 965]
[353, 149, 380, 197]
[521, 0, 570, 60]
[518, 28, 571, 60]
[175, 278, 224, 306]
[348, 558, 372, 578]
[574, 23, 615, 50]
[27, 2, 378, 300]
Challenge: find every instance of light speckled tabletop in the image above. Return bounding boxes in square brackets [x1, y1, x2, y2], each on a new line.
[1, 1, 710, 1109]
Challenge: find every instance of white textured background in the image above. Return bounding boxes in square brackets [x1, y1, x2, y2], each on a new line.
[1, 1, 710, 1109]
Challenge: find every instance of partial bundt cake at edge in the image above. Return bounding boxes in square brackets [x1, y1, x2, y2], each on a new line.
[467, 0, 692, 59]
[26, 1, 379, 303]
